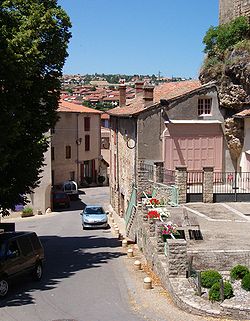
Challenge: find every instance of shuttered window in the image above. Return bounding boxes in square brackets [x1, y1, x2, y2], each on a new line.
[85, 135, 90, 151]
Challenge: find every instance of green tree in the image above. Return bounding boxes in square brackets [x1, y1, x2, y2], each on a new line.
[0, 0, 71, 214]
[203, 16, 250, 58]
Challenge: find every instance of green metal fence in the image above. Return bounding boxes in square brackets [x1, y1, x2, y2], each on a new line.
[125, 185, 137, 227]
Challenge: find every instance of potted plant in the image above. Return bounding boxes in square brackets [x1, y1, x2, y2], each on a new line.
[147, 210, 160, 220]
[161, 222, 179, 241]
[21, 206, 34, 218]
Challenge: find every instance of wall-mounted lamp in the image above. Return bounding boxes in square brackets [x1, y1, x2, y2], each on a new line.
[123, 132, 136, 149]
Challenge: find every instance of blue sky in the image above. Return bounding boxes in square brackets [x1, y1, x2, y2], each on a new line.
[58, 0, 219, 79]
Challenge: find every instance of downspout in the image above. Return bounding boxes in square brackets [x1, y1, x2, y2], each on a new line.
[135, 117, 138, 187]
[116, 118, 119, 192]
[76, 113, 79, 184]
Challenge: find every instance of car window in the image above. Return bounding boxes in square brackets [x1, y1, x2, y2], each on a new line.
[84, 207, 105, 215]
[29, 233, 42, 251]
[0, 243, 7, 259]
[7, 240, 20, 258]
[18, 236, 33, 256]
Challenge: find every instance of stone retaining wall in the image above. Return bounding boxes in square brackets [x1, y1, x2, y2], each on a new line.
[189, 250, 250, 271]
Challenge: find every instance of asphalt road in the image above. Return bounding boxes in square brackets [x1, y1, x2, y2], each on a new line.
[0, 187, 145, 321]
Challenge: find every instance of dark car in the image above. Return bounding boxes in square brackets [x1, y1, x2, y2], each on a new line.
[0, 231, 45, 297]
[52, 191, 70, 209]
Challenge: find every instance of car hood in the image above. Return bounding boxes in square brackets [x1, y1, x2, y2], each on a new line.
[83, 214, 107, 221]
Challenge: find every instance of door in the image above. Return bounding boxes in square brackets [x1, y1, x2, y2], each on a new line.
[164, 124, 223, 171]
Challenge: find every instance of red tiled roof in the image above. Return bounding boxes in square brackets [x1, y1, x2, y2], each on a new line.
[101, 113, 110, 119]
[58, 100, 102, 114]
[234, 109, 250, 118]
[107, 80, 202, 117]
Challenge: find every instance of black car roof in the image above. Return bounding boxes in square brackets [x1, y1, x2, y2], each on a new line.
[0, 231, 35, 242]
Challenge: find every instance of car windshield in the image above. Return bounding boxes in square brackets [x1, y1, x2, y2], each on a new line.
[54, 193, 67, 199]
[84, 207, 105, 215]
[64, 183, 76, 191]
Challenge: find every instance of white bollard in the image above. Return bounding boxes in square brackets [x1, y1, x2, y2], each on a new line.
[143, 277, 152, 289]
[127, 248, 134, 258]
[122, 239, 128, 248]
[134, 260, 142, 270]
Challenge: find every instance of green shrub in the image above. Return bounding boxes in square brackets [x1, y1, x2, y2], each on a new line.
[203, 16, 250, 57]
[209, 281, 234, 302]
[230, 265, 249, 280]
[241, 273, 250, 291]
[234, 39, 250, 52]
[21, 206, 34, 218]
[201, 270, 222, 288]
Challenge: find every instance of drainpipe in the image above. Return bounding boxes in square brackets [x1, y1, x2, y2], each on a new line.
[135, 117, 138, 187]
[76, 113, 80, 184]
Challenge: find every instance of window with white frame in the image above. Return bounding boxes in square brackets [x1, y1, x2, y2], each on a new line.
[198, 98, 212, 116]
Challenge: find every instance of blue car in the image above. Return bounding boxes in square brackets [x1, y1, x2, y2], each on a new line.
[80, 205, 109, 229]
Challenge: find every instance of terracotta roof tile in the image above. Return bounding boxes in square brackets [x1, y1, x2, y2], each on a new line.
[107, 80, 202, 117]
[234, 108, 250, 118]
[58, 100, 102, 114]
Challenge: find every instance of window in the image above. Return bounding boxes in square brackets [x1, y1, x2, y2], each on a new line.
[66, 145, 71, 159]
[84, 117, 90, 131]
[51, 147, 55, 161]
[52, 170, 55, 186]
[85, 135, 90, 151]
[198, 98, 212, 116]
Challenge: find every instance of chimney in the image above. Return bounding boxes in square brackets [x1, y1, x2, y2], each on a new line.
[119, 84, 126, 107]
[143, 85, 154, 107]
[135, 81, 144, 96]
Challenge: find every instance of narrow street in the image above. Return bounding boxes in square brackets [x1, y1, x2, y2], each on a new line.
[0, 187, 145, 321]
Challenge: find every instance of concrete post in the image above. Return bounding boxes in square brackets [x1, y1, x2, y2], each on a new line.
[155, 222, 164, 253]
[165, 239, 188, 278]
[175, 166, 187, 204]
[203, 166, 214, 203]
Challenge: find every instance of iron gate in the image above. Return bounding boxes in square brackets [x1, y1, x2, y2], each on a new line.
[187, 171, 203, 202]
[213, 171, 250, 202]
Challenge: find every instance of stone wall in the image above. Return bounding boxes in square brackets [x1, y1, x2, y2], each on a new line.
[219, 0, 250, 24]
[189, 250, 250, 271]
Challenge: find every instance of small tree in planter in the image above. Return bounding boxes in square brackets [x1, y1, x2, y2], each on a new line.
[21, 206, 34, 218]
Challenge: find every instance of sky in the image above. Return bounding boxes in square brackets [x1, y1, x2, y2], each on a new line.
[58, 0, 219, 79]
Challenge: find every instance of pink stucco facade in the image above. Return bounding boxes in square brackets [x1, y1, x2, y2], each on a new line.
[164, 123, 223, 171]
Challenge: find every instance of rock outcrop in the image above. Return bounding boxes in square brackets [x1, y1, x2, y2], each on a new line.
[200, 42, 250, 162]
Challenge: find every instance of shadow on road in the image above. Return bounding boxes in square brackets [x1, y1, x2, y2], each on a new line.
[0, 234, 124, 307]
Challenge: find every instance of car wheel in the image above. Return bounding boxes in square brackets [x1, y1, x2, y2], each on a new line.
[0, 278, 9, 297]
[33, 262, 43, 281]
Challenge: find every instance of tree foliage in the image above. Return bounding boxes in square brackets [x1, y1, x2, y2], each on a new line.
[0, 0, 71, 214]
[203, 16, 250, 57]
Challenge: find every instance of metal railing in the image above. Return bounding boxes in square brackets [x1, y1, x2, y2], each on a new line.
[125, 185, 137, 227]
[213, 171, 250, 194]
[187, 171, 203, 194]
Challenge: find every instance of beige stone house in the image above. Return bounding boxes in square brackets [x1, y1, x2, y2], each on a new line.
[51, 100, 102, 186]
[108, 81, 234, 215]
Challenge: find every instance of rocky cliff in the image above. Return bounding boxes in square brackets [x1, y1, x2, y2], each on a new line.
[199, 36, 250, 161]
